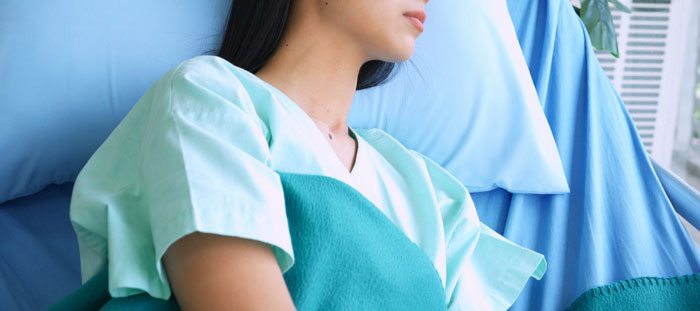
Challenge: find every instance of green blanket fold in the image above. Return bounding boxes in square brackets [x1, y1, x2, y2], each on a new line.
[566, 273, 700, 311]
[50, 172, 447, 310]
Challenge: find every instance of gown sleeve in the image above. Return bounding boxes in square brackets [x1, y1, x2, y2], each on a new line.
[411, 150, 547, 310]
[69, 56, 294, 301]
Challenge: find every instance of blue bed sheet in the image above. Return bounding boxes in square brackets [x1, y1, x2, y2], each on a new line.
[0, 183, 80, 311]
[652, 158, 700, 229]
[469, 0, 700, 310]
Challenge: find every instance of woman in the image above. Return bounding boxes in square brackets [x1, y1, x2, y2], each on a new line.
[69, 0, 546, 310]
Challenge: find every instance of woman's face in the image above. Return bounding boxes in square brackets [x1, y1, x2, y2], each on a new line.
[315, 0, 430, 62]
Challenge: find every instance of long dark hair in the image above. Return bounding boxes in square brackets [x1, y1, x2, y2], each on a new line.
[218, 0, 397, 90]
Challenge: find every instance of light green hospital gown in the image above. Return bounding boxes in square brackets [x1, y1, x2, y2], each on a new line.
[70, 55, 546, 310]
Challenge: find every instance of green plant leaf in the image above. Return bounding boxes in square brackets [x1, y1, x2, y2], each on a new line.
[607, 0, 631, 13]
[580, 0, 620, 57]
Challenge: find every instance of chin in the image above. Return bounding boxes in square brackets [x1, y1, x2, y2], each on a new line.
[370, 37, 416, 62]
[396, 50, 416, 62]
[386, 44, 416, 62]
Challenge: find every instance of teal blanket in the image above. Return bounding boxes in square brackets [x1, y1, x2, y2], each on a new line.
[566, 273, 700, 310]
[50, 172, 447, 310]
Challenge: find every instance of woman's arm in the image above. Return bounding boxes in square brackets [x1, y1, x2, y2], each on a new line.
[163, 232, 295, 310]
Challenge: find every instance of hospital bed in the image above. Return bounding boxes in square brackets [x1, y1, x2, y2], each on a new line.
[2, 0, 700, 310]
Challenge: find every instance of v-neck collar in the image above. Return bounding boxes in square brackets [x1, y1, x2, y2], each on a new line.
[346, 127, 362, 175]
[254, 76, 362, 177]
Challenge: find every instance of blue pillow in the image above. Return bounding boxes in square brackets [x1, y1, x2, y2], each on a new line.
[350, 0, 569, 194]
[0, 0, 568, 204]
[0, 0, 233, 203]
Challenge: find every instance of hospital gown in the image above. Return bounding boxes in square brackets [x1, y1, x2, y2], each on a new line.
[69, 55, 546, 310]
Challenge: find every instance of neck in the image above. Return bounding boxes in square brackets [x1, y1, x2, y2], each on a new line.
[253, 2, 367, 135]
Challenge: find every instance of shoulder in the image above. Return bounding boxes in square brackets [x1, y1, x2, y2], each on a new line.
[168, 55, 256, 86]
[158, 56, 258, 109]
[356, 128, 429, 166]
[141, 56, 275, 133]
[355, 128, 411, 155]
[356, 128, 473, 207]
[356, 128, 448, 172]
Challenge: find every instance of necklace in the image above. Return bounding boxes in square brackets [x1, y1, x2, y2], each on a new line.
[310, 117, 336, 141]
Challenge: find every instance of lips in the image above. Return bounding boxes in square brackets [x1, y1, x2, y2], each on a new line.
[403, 10, 426, 25]
[403, 10, 426, 33]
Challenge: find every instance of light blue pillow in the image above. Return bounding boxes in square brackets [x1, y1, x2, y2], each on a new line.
[350, 0, 569, 194]
[0, 0, 233, 203]
[0, 0, 567, 204]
